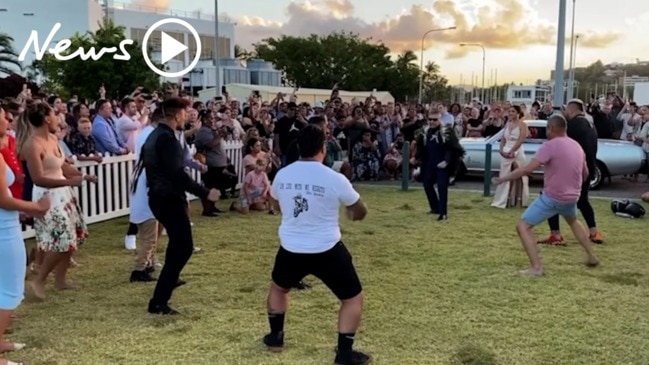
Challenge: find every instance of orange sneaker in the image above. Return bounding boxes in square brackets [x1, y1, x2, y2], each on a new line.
[537, 235, 566, 246]
[589, 230, 604, 244]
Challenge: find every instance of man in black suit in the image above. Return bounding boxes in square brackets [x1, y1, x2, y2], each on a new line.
[538, 99, 604, 246]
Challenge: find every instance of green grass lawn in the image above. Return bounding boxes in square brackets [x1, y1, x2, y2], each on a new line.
[8, 187, 649, 365]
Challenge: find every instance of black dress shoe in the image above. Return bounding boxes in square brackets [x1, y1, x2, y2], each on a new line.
[175, 278, 187, 288]
[148, 303, 180, 315]
[202, 211, 219, 217]
[145, 266, 155, 274]
[213, 207, 225, 214]
[130, 270, 157, 283]
[437, 214, 448, 221]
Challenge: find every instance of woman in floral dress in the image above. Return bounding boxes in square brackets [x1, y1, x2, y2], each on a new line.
[21, 102, 95, 300]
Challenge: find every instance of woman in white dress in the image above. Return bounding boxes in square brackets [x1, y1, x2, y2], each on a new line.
[491, 105, 529, 208]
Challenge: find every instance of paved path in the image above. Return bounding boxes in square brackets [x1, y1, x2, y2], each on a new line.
[357, 176, 648, 200]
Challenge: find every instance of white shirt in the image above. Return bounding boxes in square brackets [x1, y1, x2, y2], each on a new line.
[115, 114, 142, 151]
[271, 161, 360, 254]
[129, 125, 155, 224]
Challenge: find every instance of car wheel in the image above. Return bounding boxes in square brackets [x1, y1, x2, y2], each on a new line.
[589, 162, 605, 190]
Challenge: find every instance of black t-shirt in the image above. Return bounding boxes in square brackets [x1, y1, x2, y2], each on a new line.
[567, 115, 598, 179]
[401, 118, 424, 142]
[483, 124, 503, 137]
[275, 117, 302, 154]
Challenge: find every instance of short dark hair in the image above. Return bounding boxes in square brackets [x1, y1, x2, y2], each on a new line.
[297, 124, 326, 159]
[121, 97, 135, 110]
[161, 97, 190, 119]
[548, 115, 567, 131]
[308, 115, 326, 127]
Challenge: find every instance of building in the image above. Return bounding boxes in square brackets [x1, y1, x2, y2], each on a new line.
[505, 85, 550, 105]
[0, 0, 280, 93]
[620, 75, 649, 87]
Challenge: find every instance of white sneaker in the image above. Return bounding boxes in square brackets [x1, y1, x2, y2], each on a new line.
[190, 221, 194, 226]
[124, 235, 136, 250]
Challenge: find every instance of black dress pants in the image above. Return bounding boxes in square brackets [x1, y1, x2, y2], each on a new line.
[149, 195, 194, 307]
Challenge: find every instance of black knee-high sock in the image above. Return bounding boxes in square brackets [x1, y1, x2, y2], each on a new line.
[268, 312, 285, 335]
[337, 332, 355, 352]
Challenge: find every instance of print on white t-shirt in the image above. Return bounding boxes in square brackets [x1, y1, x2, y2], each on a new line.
[271, 161, 360, 254]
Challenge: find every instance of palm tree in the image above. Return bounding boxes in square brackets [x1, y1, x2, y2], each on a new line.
[395, 50, 418, 69]
[0, 33, 21, 76]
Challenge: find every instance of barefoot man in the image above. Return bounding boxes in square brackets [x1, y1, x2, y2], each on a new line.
[493, 115, 599, 276]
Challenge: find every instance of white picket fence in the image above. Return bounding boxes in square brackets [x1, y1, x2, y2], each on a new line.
[20, 140, 245, 239]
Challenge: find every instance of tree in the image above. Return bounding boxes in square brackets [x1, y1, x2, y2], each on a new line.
[33, 20, 160, 99]
[254, 32, 449, 101]
[421, 61, 450, 102]
[234, 44, 254, 61]
[0, 33, 21, 76]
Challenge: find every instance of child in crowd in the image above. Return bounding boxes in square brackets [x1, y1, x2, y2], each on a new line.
[229, 158, 274, 214]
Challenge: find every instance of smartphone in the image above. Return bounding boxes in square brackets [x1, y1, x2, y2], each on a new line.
[214, 96, 224, 102]
[221, 85, 227, 94]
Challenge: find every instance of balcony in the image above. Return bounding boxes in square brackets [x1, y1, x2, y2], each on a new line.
[107, 1, 235, 23]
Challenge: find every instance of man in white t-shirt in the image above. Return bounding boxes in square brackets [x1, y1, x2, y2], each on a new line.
[263, 125, 371, 365]
[128, 117, 160, 283]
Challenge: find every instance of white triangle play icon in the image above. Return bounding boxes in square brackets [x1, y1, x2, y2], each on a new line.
[160, 31, 188, 64]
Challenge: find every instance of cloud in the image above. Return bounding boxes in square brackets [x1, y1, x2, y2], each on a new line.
[130, 0, 170, 9]
[226, 0, 622, 59]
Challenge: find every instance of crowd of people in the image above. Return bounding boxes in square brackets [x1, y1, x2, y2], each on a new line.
[0, 79, 642, 365]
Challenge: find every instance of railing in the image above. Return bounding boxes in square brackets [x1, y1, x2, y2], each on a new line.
[20, 140, 245, 239]
[109, 1, 235, 23]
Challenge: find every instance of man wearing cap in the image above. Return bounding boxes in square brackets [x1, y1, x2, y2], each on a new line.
[538, 99, 604, 246]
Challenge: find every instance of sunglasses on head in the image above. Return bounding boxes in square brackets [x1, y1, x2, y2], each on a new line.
[428, 117, 439, 121]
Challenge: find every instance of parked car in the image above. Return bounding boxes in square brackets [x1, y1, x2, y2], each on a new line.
[458, 120, 646, 190]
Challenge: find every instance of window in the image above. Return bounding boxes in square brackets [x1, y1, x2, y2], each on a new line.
[526, 127, 546, 143]
[513, 90, 532, 99]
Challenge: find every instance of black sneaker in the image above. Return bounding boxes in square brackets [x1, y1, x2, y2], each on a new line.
[334, 350, 372, 365]
[263, 331, 284, 352]
[130, 270, 157, 283]
[147, 303, 180, 315]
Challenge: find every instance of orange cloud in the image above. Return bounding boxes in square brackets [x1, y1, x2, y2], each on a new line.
[225, 0, 622, 59]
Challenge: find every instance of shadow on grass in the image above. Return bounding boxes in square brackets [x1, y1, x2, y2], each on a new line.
[452, 344, 498, 365]
[598, 272, 643, 286]
[397, 203, 415, 210]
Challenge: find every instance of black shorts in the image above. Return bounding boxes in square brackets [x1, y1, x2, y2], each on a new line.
[271, 241, 362, 300]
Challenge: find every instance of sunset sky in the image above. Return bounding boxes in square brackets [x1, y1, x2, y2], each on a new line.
[130, 0, 649, 85]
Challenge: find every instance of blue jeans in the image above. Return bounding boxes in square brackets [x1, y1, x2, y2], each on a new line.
[522, 193, 577, 226]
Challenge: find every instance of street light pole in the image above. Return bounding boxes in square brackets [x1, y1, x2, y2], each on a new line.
[567, 0, 577, 100]
[553, 0, 568, 111]
[459, 43, 486, 103]
[214, 0, 220, 95]
[418, 26, 456, 103]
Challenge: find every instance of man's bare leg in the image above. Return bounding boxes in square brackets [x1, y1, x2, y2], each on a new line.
[516, 220, 544, 276]
[564, 216, 600, 266]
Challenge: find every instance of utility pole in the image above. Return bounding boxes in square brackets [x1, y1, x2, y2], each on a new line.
[553, 0, 568, 110]
[213, 0, 220, 94]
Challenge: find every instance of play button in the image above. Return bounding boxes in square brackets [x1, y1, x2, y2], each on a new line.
[160, 32, 188, 64]
[141, 18, 202, 78]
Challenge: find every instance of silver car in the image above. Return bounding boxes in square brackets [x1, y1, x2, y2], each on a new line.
[459, 120, 647, 190]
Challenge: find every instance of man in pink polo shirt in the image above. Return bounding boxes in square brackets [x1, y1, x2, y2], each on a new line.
[494, 115, 599, 276]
